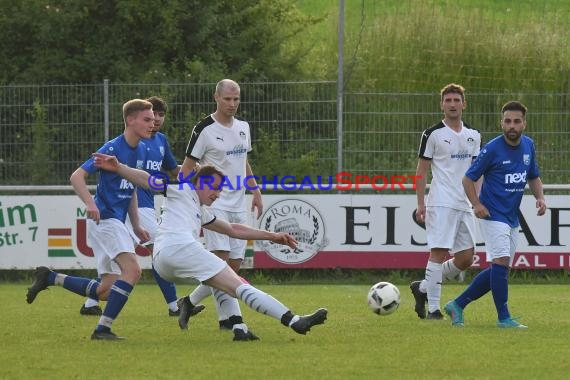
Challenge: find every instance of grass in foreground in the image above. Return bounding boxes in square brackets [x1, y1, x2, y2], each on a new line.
[1, 283, 569, 380]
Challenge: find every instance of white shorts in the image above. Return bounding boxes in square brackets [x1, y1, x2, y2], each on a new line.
[125, 207, 158, 245]
[479, 219, 518, 265]
[153, 241, 227, 283]
[203, 209, 248, 260]
[425, 207, 476, 254]
[87, 218, 135, 275]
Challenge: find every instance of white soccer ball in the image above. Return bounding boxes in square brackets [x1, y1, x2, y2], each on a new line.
[367, 281, 400, 315]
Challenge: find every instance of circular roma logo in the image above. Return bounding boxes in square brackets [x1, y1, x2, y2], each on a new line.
[257, 199, 327, 264]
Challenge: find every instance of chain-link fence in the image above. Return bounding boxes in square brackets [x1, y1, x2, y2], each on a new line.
[1, 81, 569, 186]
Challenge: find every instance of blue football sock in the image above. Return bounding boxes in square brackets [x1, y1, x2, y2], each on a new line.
[48, 271, 57, 285]
[62, 276, 100, 299]
[455, 267, 491, 309]
[490, 263, 510, 320]
[152, 266, 177, 304]
[95, 280, 133, 332]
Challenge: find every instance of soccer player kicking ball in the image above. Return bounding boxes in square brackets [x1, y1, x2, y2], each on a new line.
[93, 154, 327, 341]
[444, 101, 546, 329]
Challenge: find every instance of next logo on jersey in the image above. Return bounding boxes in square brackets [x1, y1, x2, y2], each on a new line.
[505, 171, 527, 184]
[146, 160, 163, 171]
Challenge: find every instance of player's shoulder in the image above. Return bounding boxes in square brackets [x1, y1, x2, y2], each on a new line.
[194, 115, 216, 130]
[99, 134, 125, 154]
[422, 121, 446, 139]
[194, 115, 216, 134]
[462, 122, 481, 137]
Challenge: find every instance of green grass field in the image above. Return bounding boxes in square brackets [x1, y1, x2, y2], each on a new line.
[1, 283, 569, 379]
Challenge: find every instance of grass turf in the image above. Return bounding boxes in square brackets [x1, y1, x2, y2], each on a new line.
[1, 283, 569, 379]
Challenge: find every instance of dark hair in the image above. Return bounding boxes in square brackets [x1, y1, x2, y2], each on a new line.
[146, 96, 168, 113]
[440, 83, 465, 102]
[501, 101, 527, 117]
[191, 165, 225, 186]
[122, 99, 153, 122]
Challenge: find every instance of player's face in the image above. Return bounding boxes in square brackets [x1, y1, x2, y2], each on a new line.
[129, 109, 155, 139]
[501, 110, 526, 145]
[215, 87, 240, 118]
[151, 110, 166, 136]
[197, 174, 223, 206]
[440, 93, 466, 120]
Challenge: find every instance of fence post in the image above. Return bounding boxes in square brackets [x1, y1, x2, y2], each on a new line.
[337, 0, 344, 176]
[103, 79, 109, 142]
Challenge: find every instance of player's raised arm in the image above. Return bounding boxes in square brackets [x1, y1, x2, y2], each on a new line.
[92, 152, 164, 191]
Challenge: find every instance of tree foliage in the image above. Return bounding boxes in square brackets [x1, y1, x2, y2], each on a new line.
[0, 0, 322, 84]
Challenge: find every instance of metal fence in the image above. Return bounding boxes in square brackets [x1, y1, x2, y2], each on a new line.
[1, 81, 569, 187]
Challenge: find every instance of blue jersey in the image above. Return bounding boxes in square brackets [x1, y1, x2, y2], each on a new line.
[137, 132, 178, 208]
[465, 135, 540, 228]
[81, 134, 147, 222]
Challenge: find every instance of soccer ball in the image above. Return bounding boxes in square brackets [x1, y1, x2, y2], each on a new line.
[367, 281, 400, 315]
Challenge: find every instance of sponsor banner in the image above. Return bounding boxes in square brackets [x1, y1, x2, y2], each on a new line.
[1, 194, 570, 269]
[253, 194, 570, 269]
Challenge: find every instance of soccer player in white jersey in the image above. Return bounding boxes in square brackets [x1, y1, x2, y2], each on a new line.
[179, 79, 263, 332]
[444, 101, 546, 328]
[410, 83, 482, 319]
[90, 157, 328, 340]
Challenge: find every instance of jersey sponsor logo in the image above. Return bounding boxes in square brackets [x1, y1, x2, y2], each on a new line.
[505, 171, 527, 184]
[146, 160, 163, 171]
[226, 144, 247, 156]
[523, 154, 530, 165]
[119, 178, 135, 190]
[450, 150, 470, 160]
[258, 199, 327, 264]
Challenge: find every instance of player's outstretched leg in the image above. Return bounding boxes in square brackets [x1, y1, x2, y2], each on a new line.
[235, 283, 328, 335]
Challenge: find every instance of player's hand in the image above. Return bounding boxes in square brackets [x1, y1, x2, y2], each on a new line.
[251, 192, 263, 219]
[415, 205, 426, 223]
[536, 199, 547, 216]
[134, 226, 151, 244]
[473, 203, 490, 219]
[271, 233, 297, 250]
[92, 153, 119, 172]
[86, 204, 100, 224]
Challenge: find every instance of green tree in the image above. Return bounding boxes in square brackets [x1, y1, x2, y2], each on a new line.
[0, 0, 322, 84]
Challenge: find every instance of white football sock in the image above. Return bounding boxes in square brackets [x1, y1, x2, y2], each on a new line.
[442, 259, 462, 282]
[425, 260, 443, 313]
[189, 284, 212, 305]
[212, 289, 241, 319]
[235, 284, 289, 320]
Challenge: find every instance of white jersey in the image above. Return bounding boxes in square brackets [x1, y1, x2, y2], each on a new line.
[154, 185, 216, 250]
[418, 120, 481, 211]
[185, 114, 252, 212]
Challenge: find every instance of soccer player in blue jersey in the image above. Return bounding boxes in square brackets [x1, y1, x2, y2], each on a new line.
[26, 99, 155, 340]
[80, 96, 186, 317]
[444, 101, 546, 329]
